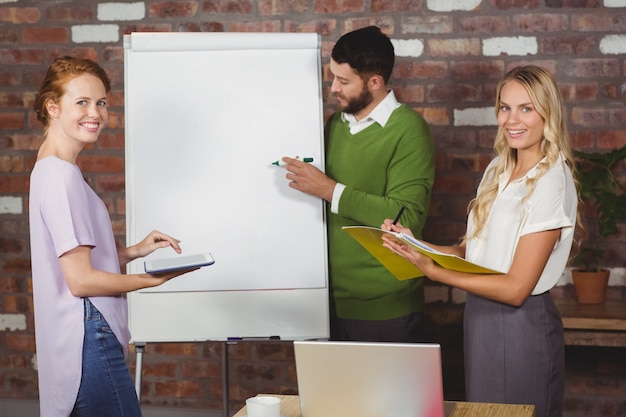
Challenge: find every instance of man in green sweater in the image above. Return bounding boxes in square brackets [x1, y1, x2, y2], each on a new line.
[282, 26, 435, 342]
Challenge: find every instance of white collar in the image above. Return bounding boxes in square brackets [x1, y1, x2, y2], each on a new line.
[341, 90, 400, 127]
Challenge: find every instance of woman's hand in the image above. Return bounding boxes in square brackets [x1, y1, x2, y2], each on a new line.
[381, 234, 438, 278]
[380, 219, 414, 236]
[121, 230, 182, 264]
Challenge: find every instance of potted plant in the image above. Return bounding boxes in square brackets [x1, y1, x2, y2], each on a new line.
[571, 144, 626, 303]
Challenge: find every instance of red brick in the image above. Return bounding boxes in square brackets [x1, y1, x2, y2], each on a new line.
[6, 334, 36, 352]
[601, 82, 626, 100]
[4, 295, 32, 314]
[343, 17, 394, 34]
[563, 59, 621, 78]
[0, 113, 25, 130]
[0, 236, 24, 253]
[570, 130, 595, 148]
[151, 342, 199, 356]
[182, 360, 221, 378]
[149, 2, 199, 18]
[427, 84, 483, 103]
[77, 155, 124, 173]
[488, 0, 540, 9]
[0, 28, 18, 44]
[540, 35, 597, 55]
[572, 11, 626, 31]
[560, 82, 599, 101]
[284, 19, 337, 36]
[155, 380, 203, 399]
[401, 15, 453, 35]
[3, 258, 31, 274]
[95, 174, 126, 193]
[202, 0, 255, 13]
[259, 0, 309, 14]
[45, 6, 92, 21]
[394, 61, 448, 80]
[598, 131, 626, 149]
[143, 362, 177, 378]
[122, 23, 172, 34]
[0, 156, 23, 173]
[450, 61, 505, 80]
[513, 13, 568, 31]
[22, 27, 69, 44]
[102, 46, 125, 64]
[8, 374, 38, 391]
[0, 71, 19, 87]
[458, 16, 511, 34]
[434, 175, 475, 194]
[227, 20, 281, 31]
[314, 0, 365, 14]
[371, 0, 423, 12]
[394, 84, 425, 103]
[419, 107, 450, 127]
[0, 276, 22, 292]
[98, 131, 125, 150]
[0, 7, 40, 24]
[571, 107, 625, 128]
[2, 48, 43, 65]
[178, 21, 225, 32]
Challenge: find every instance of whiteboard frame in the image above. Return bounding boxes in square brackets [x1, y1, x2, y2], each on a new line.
[123, 32, 329, 343]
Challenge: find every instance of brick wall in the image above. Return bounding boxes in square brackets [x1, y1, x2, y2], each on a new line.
[1, 0, 625, 415]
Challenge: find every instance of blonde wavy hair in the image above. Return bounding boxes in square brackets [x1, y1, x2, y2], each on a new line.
[464, 65, 582, 250]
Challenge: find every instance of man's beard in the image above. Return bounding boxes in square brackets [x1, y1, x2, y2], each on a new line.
[338, 87, 373, 115]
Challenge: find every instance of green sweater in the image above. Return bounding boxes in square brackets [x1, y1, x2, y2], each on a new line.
[325, 104, 435, 320]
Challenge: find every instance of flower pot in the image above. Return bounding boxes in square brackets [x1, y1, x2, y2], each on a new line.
[571, 269, 610, 304]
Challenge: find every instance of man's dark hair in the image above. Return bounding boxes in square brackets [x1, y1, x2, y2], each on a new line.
[331, 26, 395, 84]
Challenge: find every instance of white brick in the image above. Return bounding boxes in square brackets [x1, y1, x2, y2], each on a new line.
[71, 24, 119, 43]
[483, 36, 538, 56]
[604, 0, 626, 6]
[426, 0, 481, 12]
[425, 285, 449, 303]
[98, 2, 145, 21]
[391, 39, 425, 58]
[454, 107, 497, 126]
[599, 35, 626, 55]
[0, 314, 27, 331]
[0, 0, 18, 3]
[0, 196, 22, 214]
[451, 288, 467, 304]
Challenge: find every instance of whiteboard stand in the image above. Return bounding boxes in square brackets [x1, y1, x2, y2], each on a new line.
[222, 341, 229, 417]
[134, 342, 146, 399]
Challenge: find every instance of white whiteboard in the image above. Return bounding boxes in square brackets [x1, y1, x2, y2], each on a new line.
[124, 32, 329, 342]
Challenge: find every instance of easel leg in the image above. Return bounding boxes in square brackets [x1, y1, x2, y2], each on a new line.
[134, 342, 146, 400]
[222, 341, 229, 417]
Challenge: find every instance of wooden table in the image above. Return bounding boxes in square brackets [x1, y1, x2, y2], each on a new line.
[554, 297, 626, 346]
[233, 394, 535, 417]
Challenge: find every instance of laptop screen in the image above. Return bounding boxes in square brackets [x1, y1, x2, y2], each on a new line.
[294, 341, 445, 417]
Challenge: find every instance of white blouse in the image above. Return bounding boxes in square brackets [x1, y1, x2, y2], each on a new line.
[465, 154, 577, 295]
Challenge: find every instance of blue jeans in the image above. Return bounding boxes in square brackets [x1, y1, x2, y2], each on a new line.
[70, 299, 142, 417]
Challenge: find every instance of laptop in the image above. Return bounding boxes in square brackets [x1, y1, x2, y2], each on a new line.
[293, 341, 448, 417]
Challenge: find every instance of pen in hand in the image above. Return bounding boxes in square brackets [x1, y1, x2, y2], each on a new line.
[392, 206, 406, 227]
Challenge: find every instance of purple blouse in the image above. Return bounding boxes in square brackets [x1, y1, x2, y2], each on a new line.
[29, 157, 131, 417]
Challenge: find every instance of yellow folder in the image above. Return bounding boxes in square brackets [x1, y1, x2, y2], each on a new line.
[343, 226, 503, 281]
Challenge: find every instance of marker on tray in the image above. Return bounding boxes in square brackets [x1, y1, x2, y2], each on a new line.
[271, 157, 314, 167]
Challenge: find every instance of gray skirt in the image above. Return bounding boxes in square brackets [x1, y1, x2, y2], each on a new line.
[464, 291, 564, 417]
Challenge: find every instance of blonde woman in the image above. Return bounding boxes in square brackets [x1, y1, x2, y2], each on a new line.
[382, 65, 579, 417]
